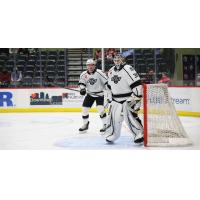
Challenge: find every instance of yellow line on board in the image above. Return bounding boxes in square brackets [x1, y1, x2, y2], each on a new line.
[0, 108, 98, 113]
[0, 108, 200, 117]
[177, 111, 200, 117]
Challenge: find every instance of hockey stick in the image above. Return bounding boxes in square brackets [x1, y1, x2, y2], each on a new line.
[65, 87, 104, 98]
[51, 83, 110, 108]
[65, 87, 110, 109]
[51, 83, 102, 97]
[63, 87, 80, 93]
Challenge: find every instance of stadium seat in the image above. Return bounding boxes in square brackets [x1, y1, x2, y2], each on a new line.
[41, 51, 47, 56]
[56, 71, 65, 78]
[22, 77, 33, 87]
[46, 71, 56, 79]
[58, 55, 65, 60]
[58, 51, 64, 56]
[17, 66, 24, 72]
[27, 60, 35, 65]
[47, 60, 55, 66]
[25, 65, 35, 72]
[34, 71, 43, 77]
[29, 54, 36, 60]
[5, 65, 13, 73]
[36, 60, 46, 65]
[48, 51, 58, 56]
[32, 77, 42, 86]
[57, 65, 65, 71]
[17, 54, 26, 60]
[35, 65, 45, 71]
[16, 60, 26, 66]
[6, 60, 15, 66]
[24, 71, 34, 78]
[46, 65, 56, 72]
[0, 54, 8, 60]
[55, 78, 65, 87]
[57, 60, 65, 65]
[0, 60, 5, 65]
[48, 55, 57, 61]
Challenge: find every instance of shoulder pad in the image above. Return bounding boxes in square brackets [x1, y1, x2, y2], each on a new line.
[124, 64, 135, 71]
[108, 66, 115, 72]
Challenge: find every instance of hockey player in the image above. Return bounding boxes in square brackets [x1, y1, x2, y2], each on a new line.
[103, 54, 144, 144]
[78, 58, 108, 133]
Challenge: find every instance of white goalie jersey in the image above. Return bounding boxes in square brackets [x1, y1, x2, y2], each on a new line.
[107, 64, 142, 102]
[78, 69, 108, 97]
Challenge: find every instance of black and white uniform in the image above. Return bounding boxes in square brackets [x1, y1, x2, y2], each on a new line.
[78, 69, 108, 129]
[104, 64, 143, 143]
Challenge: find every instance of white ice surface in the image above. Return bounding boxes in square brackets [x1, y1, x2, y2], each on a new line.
[0, 112, 199, 149]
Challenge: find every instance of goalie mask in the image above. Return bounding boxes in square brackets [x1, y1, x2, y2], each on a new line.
[113, 54, 125, 69]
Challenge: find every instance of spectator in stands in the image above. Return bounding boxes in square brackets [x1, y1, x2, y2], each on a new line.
[9, 48, 18, 54]
[94, 49, 102, 60]
[145, 69, 155, 84]
[106, 48, 116, 60]
[11, 67, 22, 87]
[95, 48, 116, 71]
[18, 48, 29, 55]
[0, 48, 9, 56]
[158, 72, 171, 85]
[94, 49, 102, 69]
[0, 49, 9, 61]
[0, 67, 11, 88]
[104, 59, 114, 73]
[29, 48, 38, 54]
[18, 48, 30, 60]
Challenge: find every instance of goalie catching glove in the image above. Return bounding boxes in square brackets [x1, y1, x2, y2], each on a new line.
[126, 95, 142, 113]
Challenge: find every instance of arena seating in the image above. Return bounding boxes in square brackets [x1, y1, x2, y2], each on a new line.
[0, 48, 169, 87]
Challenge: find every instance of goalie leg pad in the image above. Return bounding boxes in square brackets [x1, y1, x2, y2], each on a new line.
[123, 103, 144, 143]
[103, 101, 124, 142]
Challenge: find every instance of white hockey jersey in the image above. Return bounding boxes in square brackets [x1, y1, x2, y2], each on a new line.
[78, 69, 108, 97]
[107, 64, 142, 102]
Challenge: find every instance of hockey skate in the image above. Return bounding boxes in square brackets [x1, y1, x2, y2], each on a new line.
[79, 122, 89, 134]
[134, 132, 144, 144]
[100, 124, 107, 133]
[106, 139, 114, 144]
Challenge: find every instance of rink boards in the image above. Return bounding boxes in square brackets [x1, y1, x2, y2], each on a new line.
[0, 87, 200, 117]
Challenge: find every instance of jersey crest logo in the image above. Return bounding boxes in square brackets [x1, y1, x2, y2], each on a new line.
[111, 75, 121, 84]
[88, 78, 97, 85]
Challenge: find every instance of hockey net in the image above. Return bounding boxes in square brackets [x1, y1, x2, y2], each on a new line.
[142, 84, 192, 147]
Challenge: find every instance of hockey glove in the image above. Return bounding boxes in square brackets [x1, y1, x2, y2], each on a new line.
[80, 88, 86, 96]
[104, 98, 112, 109]
[126, 97, 141, 113]
[133, 100, 141, 112]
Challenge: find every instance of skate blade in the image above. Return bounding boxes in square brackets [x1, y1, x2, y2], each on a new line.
[106, 139, 114, 144]
[134, 137, 144, 145]
[100, 130, 106, 134]
[79, 130, 87, 134]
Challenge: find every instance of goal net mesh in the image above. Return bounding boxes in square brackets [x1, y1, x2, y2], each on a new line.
[142, 84, 192, 147]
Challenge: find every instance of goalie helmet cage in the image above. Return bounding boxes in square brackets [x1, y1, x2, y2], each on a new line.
[143, 84, 192, 147]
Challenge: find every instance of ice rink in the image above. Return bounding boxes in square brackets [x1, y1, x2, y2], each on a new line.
[0, 112, 200, 150]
